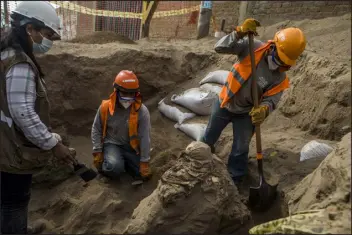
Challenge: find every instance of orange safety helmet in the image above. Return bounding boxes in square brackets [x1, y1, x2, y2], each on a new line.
[273, 27, 306, 66]
[113, 70, 140, 93]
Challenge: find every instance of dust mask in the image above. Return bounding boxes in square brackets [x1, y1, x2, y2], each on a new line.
[29, 32, 53, 54]
[120, 99, 133, 109]
[267, 56, 279, 71]
[119, 95, 135, 109]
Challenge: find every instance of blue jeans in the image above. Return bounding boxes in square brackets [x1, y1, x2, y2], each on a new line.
[1, 172, 32, 234]
[102, 143, 141, 179]
[202, 98, 254, 179]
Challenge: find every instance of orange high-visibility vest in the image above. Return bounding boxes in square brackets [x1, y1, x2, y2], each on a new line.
[99, 91, 141, 154]
[219, 41, 290, 108]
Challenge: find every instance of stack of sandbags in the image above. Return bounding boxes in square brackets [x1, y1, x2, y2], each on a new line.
[158, 70, 229, 141]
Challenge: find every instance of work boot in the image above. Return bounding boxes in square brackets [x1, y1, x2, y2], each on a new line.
[27, 220, 46, 234]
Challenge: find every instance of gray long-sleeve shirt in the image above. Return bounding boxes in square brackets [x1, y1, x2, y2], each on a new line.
[215, 31, 286, 114]
[91, 102, 151, 162]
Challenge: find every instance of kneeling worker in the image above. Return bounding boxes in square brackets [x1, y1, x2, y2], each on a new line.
[91, 70, 151, 181]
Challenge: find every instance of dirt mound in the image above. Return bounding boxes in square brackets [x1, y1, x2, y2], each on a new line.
[248, 133, 351, 234]
[69, 31, 136, 44]
[257, 13, 351, 61]
[277, 52, 351, 140]
[124, 142, 250, 234]
[257, 13, 352, 140]
[287, 133, 351, 214]
[37, 47, 216, 136]
[30, 173, 156, 233]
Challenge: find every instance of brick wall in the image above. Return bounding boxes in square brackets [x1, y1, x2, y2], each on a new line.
[210, 1, 241, 35]
[150, 1, 241, 39]
[76, 1, 96, 37]
[241, 1, 351, 25]
[149, 1, 200, 40]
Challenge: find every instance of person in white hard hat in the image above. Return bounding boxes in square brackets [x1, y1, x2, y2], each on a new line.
[0, 1, 76, 234]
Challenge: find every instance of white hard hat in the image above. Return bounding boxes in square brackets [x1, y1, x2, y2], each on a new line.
[11, 1, 61, 37]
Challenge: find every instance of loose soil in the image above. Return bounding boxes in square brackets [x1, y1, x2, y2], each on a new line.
[29, 13, 351, 233]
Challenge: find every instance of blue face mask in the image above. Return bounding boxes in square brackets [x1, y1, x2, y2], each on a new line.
[30, 32, 53, 54]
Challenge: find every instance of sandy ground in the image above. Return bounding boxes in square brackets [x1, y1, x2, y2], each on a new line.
[28, 13, 351, 233]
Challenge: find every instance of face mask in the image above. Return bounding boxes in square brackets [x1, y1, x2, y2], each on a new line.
[267, 56, 279, 70]
[29, 32, 53, 54]
[119, 99, 133, 109]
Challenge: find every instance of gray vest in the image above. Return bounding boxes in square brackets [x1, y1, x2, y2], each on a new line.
[0, 49, 52, 174]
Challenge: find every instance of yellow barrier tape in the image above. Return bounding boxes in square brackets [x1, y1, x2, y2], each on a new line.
[50, 1, 143, 19]
[50, 1, 200, 19]
[153, 5, 199, 18]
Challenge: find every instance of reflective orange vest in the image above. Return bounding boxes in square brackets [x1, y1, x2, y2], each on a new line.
[219, 41, 290, 108]
[99, 91, 141, 154]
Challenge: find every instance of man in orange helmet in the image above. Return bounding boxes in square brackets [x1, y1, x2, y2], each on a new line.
[91, 70, 151, 182]
[202, 18, 306, 184]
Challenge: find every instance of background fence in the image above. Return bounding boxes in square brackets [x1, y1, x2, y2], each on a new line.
[1, 1, 350, 41]
[1, 1, 203, 41]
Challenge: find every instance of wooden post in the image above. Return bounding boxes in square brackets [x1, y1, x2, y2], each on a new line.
[197, 1, 212, 39]
[141, 1, 159, 38]
[4, 0, 9, 26]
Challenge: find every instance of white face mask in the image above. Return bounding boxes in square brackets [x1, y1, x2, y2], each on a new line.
[119, 97, 134, 109]
[267, 55, 280, 71]
[29, 32, 53, 54]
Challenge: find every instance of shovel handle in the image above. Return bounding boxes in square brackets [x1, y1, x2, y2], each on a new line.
[248, 33, 263, 162]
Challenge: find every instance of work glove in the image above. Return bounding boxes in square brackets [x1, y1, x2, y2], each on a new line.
[93, 152, 104, 172]
[139, 161, 152, 179]
[249, 105, 269, 125]
[236, 18, 261, 36]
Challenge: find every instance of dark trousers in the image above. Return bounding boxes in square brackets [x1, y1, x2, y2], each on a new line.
[202, 98, 255, 179]
[0, 171, 32, 234]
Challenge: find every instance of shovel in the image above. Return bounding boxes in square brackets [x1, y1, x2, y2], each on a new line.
[248, 32, 278, 211]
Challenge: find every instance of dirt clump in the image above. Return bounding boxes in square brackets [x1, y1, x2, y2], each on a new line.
[124, 142, 250, 234]
[69, 31, 137, 44]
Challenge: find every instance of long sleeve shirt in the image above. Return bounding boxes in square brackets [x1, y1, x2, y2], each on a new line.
[91, 103, 151, 162]
[2, 49, 58, 150]
[214, 31, 286, 114]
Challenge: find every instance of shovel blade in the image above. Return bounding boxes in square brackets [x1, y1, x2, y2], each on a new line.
[249, 178, 278, 212]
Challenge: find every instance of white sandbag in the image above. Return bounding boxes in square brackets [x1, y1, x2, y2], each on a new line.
[300, 140, 334, 162]
[200, 83, 222, 94]
[171, 88, 217, 116]
[158, 99, 196, 124]
[174, 123, 207, 141]
[199, 70, 229, 85]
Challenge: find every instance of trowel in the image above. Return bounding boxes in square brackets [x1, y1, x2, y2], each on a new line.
[73, 161, 98, 182]
[69, 148, 97, 182]
[247, 32, 278, 211]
